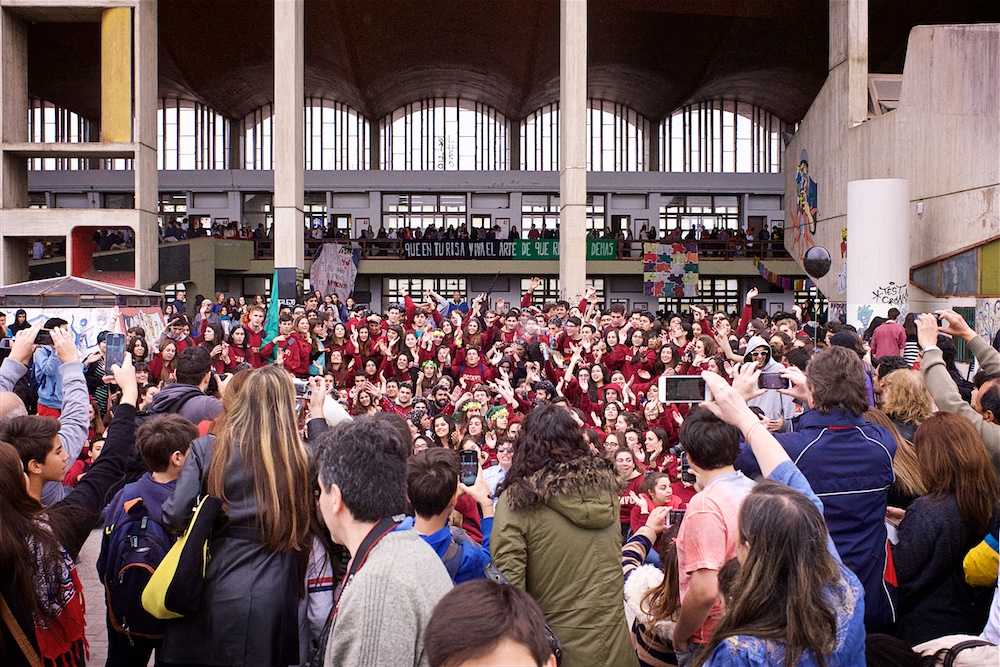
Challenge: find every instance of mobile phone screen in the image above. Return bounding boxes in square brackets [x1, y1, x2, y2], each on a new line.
[758, 373, 790, 390]
[658, 375, 708, 403]
[105, 333, 126, 370]
[459, 450, 478, 486]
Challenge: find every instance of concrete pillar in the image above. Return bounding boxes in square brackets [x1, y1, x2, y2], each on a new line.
[846, 179, 909, 330]
[830, 0, 868, 127]
[647, 118, 659, 172]
[509, 121, 520, 171]
[369, 118, 380, 170]
[273, 0, 304, 301]
[133, 0, 159, 289]
[559, 0, 587, 303]
[228, 118, 245, 170]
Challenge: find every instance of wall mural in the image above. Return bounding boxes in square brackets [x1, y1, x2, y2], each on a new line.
[976, 299, 1000, 344]
[791, 149, 818, 261]
[856, 305, 874, 332]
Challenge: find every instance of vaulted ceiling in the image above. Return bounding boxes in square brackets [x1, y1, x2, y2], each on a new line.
[23, 0, 1000, 125]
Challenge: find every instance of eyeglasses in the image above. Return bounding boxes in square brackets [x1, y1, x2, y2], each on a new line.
[498, 447, 514, 453]
[749, 351, 768, 358]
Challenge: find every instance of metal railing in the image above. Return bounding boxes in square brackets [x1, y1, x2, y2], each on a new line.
[251, 237, 791, 261]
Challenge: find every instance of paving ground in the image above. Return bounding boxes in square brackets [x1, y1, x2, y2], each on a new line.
[77, 528, 113, 666]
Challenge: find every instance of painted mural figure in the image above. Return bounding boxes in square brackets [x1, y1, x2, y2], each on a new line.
[796, 152, 819, 235]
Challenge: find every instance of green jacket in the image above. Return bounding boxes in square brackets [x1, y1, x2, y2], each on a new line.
[493, 456, 638, 667]
[922, 335, 1000, 479]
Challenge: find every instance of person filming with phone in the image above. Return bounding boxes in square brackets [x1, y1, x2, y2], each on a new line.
[741, 335, 796, 432]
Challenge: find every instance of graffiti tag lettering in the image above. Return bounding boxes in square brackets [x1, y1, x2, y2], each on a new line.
[872, 282, 908, 307]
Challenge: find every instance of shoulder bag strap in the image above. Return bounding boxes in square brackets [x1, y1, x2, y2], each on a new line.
[0, 592, 42, 667]
[331, 516, 401, 619]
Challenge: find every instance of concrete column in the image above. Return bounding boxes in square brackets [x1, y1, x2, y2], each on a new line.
[559, 0, 587, 303]
[273, 0, 304, 301]
[846, 179, 909, 330]
[647, 118, 659, 172]
[133, 0, 159, 289]
[830, 0, 868, 127]
[509, 120, 520, 171]
[369, 118, 380, 170]
[228, 119, 245, 170]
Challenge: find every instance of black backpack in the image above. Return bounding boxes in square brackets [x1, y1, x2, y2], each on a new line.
[97, 498, 174, 640]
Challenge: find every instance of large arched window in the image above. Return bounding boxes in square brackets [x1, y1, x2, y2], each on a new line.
[27, 98, 124, 170]
[659, 101, 782, 173]
[243, 105, 274, 170]
[520, 100, 648, 172]
[305, 98, 370, 170]
[244, 100, 370, 170]
[158, 99, 229, 170]
[380, 98, 509, 170]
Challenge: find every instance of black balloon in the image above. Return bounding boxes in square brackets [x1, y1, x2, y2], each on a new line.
[803, 246, 832, 278]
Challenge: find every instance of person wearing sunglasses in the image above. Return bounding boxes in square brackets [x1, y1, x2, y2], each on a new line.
[741, 336, 797, 433]
[484, 439, 515, 501]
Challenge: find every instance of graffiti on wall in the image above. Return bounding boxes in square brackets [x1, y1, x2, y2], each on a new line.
[791, 149, 818, 261]
[976, 299, 1000, 344]
[856, 305, 874, 332]
[872, 282, 908, 307]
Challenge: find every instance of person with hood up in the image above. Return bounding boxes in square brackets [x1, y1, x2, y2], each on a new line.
[743, 335, 797, 432]
[492, 404, 639, 667]
[146, 346, 223, 426]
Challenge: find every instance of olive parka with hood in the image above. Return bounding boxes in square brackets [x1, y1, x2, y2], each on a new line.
[492, 455, 639, 667]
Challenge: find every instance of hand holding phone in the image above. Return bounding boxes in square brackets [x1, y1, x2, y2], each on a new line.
[104, 333, 127, 370]
[459, 449, 479, 486]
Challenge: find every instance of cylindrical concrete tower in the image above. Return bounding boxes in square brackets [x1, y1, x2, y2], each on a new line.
[846, 179, 911, 332]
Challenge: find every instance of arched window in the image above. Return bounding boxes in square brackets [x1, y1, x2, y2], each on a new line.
[659, 101, 783, 173]
[244, 105, 274, 170]
[380, 99, 509, 170]
[520, 100, 647, 172]
[243, 100, 370, 170]
[305, 98, 370, 170]
[158, 99, 229, 170]
[27, 98, 131, 170]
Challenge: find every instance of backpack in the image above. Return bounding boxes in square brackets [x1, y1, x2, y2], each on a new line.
[97, 497, 174, 640]
[441, 526, 477, 583]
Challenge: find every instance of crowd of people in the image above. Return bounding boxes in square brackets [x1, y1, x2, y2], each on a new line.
[1, 279, 1000, 667]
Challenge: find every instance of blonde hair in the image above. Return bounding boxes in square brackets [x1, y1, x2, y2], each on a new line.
[881, 370, 932, 425]
[864, 408, 926, 499]
[206, 365, 312, 552]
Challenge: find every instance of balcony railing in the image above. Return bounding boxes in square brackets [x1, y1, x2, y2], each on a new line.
[252, 237, 791, 261]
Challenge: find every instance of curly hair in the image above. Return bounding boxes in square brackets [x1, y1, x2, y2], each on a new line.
[881, 369, 932, 426]
[499, 405, 589, 494]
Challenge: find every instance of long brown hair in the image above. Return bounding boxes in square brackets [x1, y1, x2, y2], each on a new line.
[206, 365, 312, 552]
[0, 442, 69, 625]
[640, 525, 681, 628]
[865, 408, 926, 500]
[914, 412, 1000, 538]
[695, 481, 841, 667]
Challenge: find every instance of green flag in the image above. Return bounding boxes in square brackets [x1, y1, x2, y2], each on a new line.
[264, 269, 280, 344]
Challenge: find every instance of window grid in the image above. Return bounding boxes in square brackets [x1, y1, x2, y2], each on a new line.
[519, 278, 605, 306]
[381, 98, 509, 171]
[658, 195, 741, 234]
[244, 104, 274, 170]
[381, 193, 468, 231]
[660, 100, 782, 174]
[27, 98, 131, 170]
[793, 286, 830, 318]
[521, 100, 647, 171]
[659, 278, 739, 315]
[158, 99, 229, 170]
[304, 98, 370, 170]
[521, 194, 559, 231]
[385, 278, 467, 310]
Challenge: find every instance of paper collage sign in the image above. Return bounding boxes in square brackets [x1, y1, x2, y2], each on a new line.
[643, 242, 699, 298]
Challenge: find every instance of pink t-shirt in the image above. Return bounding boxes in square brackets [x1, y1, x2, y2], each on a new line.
[676, 470, 755, 645]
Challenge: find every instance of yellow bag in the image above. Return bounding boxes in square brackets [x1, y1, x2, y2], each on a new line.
[963, 531, 999, 587]
[142, 495, 222, 619]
